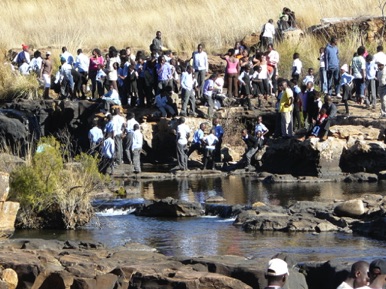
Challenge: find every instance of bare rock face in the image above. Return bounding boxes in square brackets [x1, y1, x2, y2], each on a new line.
[0, 172, 19, 239]
[334, 199, 365, 218]
[134, 197, 204, 217]
[329, 125, 380, 140]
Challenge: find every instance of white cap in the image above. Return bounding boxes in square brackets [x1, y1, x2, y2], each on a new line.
[266, 258, 289, 276]
[46, 51, 51, 55]
[341, 64, 349, 72]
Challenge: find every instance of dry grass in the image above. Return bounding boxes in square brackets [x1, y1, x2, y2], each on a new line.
[0, 0, 379, 53]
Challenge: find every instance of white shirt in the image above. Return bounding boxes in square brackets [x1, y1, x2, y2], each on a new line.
[29, 57, 42, 72]
[204, 134, 218, 146]
[374, 51, 386, 65]
[352, 55, 366, 79]
[192, 51, 208, 71]
[262, 22, 275, 38]
[96, 69, 106, 83]
[61, 51, 74, 65]
[102, 89, 121, 105]
[60, 63, 72, 75]
[102, 137, 115, 159]
[302, 75, 315, 85]
[336, 281, 353, 289]
[127, 118, 139, 132]
[132, 129, 143, 151]
[319, 52, 325, 68]
[13, 51, 30, 64]
[75, 53, 90, 73]
[292, 58, 302, 75]
[19, 63, 30, 75]
[181, 71, 194, 90]
[88, 126, 103, 143]
[268, 50, 280, 67]
[177, 123, 190, 145]
[111, 114, 125, 136]
[255, 123, 268, 139]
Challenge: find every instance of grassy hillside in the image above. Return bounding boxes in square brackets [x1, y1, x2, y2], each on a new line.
[1, 0, 378, 52]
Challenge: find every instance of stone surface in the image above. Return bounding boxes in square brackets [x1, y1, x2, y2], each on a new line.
[0, 173, 9, 202]
[1, 268, 18, 289]
[135, 197, 204, 217]
[343, 173, 378, 183]
[334, 199, 365, 218]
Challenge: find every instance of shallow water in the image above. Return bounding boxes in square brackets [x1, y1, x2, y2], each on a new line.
[12, 176, 386, 262]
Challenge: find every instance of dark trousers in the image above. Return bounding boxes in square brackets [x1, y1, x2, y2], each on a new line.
[99, 156, 114, 174]
[227, 73, 239, 98]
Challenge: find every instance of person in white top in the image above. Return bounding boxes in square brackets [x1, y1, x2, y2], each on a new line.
[111, 108, 125, 165]
[203, 128, 219, 170]
[13, 44, 30, 66]
[373, 45, 386, 66]
[59, 56, 74, 99]
[180, 66, 196, 117]
[191, 44, 208, 98]
[291, 52, 302, 81]
[132, 124, 143, 173]
[99, 131, 115, 175]
[74, 48, 90, 98]
[318, 47, 328, 93]
[88, 119, 104, 155]
[336, 261, 369, 289]
[123, 112, 139, 164]
[176, 117, 191, 171]
[267, 44, 280, 94]
[18, 59, 30, 75]
[61, 47, 74, 66]
[102, 84, 121, 112]
[261, 19, 275, 50]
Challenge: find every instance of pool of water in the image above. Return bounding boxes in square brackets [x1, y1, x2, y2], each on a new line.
[12, 176, 386, 262]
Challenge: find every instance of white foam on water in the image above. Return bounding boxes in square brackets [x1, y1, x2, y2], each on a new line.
[96, 207, 136, 216]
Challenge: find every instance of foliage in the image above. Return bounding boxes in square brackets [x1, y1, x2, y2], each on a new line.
[0, 60, 40, 101]
[9, 137, 105, 229]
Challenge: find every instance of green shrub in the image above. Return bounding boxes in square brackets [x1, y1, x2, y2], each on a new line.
[9, 137, 104, 229]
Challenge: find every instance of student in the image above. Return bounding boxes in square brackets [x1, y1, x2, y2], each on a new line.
[254, 116, 269, 148]
[132, 124, 143, 173]
[187, 123, 206, 157]
[238, 64, 253, 110]
[155, 86, 176, 117]
[291, 52, 302, 81]
[202, 128, 219, 170]
[264, 258, 289, 289]
[377, 60, 386, 118]
[339, 64, 354, 116]
[88, 119, 103, 155]
[302, 68, 315, 86]
[310, 107, 328, 137]
[366, 54, 377, 110]
[96, 64, 107, 97]
[203, 74, 217, 119]
[336, 261, 369, 289]
[241, 128, 259, 170]
[99, 131, 115, 175]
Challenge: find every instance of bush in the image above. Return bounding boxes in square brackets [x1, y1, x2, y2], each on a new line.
[9, 137, 105, 229]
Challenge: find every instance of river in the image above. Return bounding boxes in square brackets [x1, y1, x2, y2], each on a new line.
[12, 175, 386, 262]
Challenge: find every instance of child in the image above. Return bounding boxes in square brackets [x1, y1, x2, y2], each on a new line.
[128, 64, 138, 107]
[254, 116, 269, 148]
[99, 131, 115, 175]
[302, 68, 314, 86]
[339, 64, 354, 115]
[202, 128, 219, 170]
[366, 54, 377, 110]
[311, 107, 328, 137]
[238, 64, 253, 109]
[96, 64, 107, 97]
[291, 53, 302, 81]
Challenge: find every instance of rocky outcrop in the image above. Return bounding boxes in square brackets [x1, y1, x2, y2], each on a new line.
[134, 197, 204, 217]
[233, 195, 386, 235]
[0, 239, 284, 289]
[0, 172, 19, 238]
[310, 16, 386, 43]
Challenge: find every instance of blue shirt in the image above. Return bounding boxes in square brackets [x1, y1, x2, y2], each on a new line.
[157, 62, 172, 81]
[88, 126, 103, 144]
[192, 129, 204, 144]
[214, 124, 224, 140]
[324, 44, 339, 70]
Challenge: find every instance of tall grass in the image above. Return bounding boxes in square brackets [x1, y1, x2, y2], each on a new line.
[1, 0, 379, 52]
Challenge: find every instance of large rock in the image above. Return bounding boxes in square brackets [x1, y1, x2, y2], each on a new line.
[329, 125, 380, 140]
[1, 268, 18, 289]
[261, 138, 345, 177]
[135, 197, 204, 217]
[0, 172, 19, 239]
[334, 199, 365, 218]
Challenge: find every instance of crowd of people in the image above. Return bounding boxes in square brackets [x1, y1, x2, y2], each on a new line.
[9, 22, 386, 173]
[263, 258, 386, 289]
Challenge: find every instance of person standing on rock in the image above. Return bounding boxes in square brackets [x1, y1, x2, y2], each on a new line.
[241, 128, 259, 170]
[352, 46, 368, 107]
[88, 119, 103, 156]
[279, 79, 293, 138]
[267, 44, 280, 95]
[264, 258, 289, 289]
[261, 19, 275, 51]
[74, 48, 89, 99]
[336, 261, 369, 289]
[213, 118, 223, 162]
[123, 112, 139, 164]
[176, 117, 191, 171]
[111, 108, 126, 166]
[377, 59, 386, 118]
[180, 66, 197, 117]
[99, 131, 115, 175]
[325, 37, 340, 96]
[132, 124, 143, 174]
[191, 44, 208, 98]
[40, 51, 52, 99]
[187, 123, 206, 158]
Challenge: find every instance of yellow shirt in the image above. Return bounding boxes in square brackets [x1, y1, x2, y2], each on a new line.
[279, 87, 293, 112]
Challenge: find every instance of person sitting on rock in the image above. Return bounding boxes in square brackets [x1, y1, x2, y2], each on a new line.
[310, 107, 328, 138]
[336, 261, 369, 289]
[319, 95, 337, 139]
[264, 258, 289, 289]
[101, 83, 121, 113]
[155, 86, 176, 118]
[187, 123, 206, 158]
[202, 128, 218, 170]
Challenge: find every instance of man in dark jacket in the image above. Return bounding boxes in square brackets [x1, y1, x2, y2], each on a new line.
[320, 95, 337, 139]
[242, 129, 259, 170]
